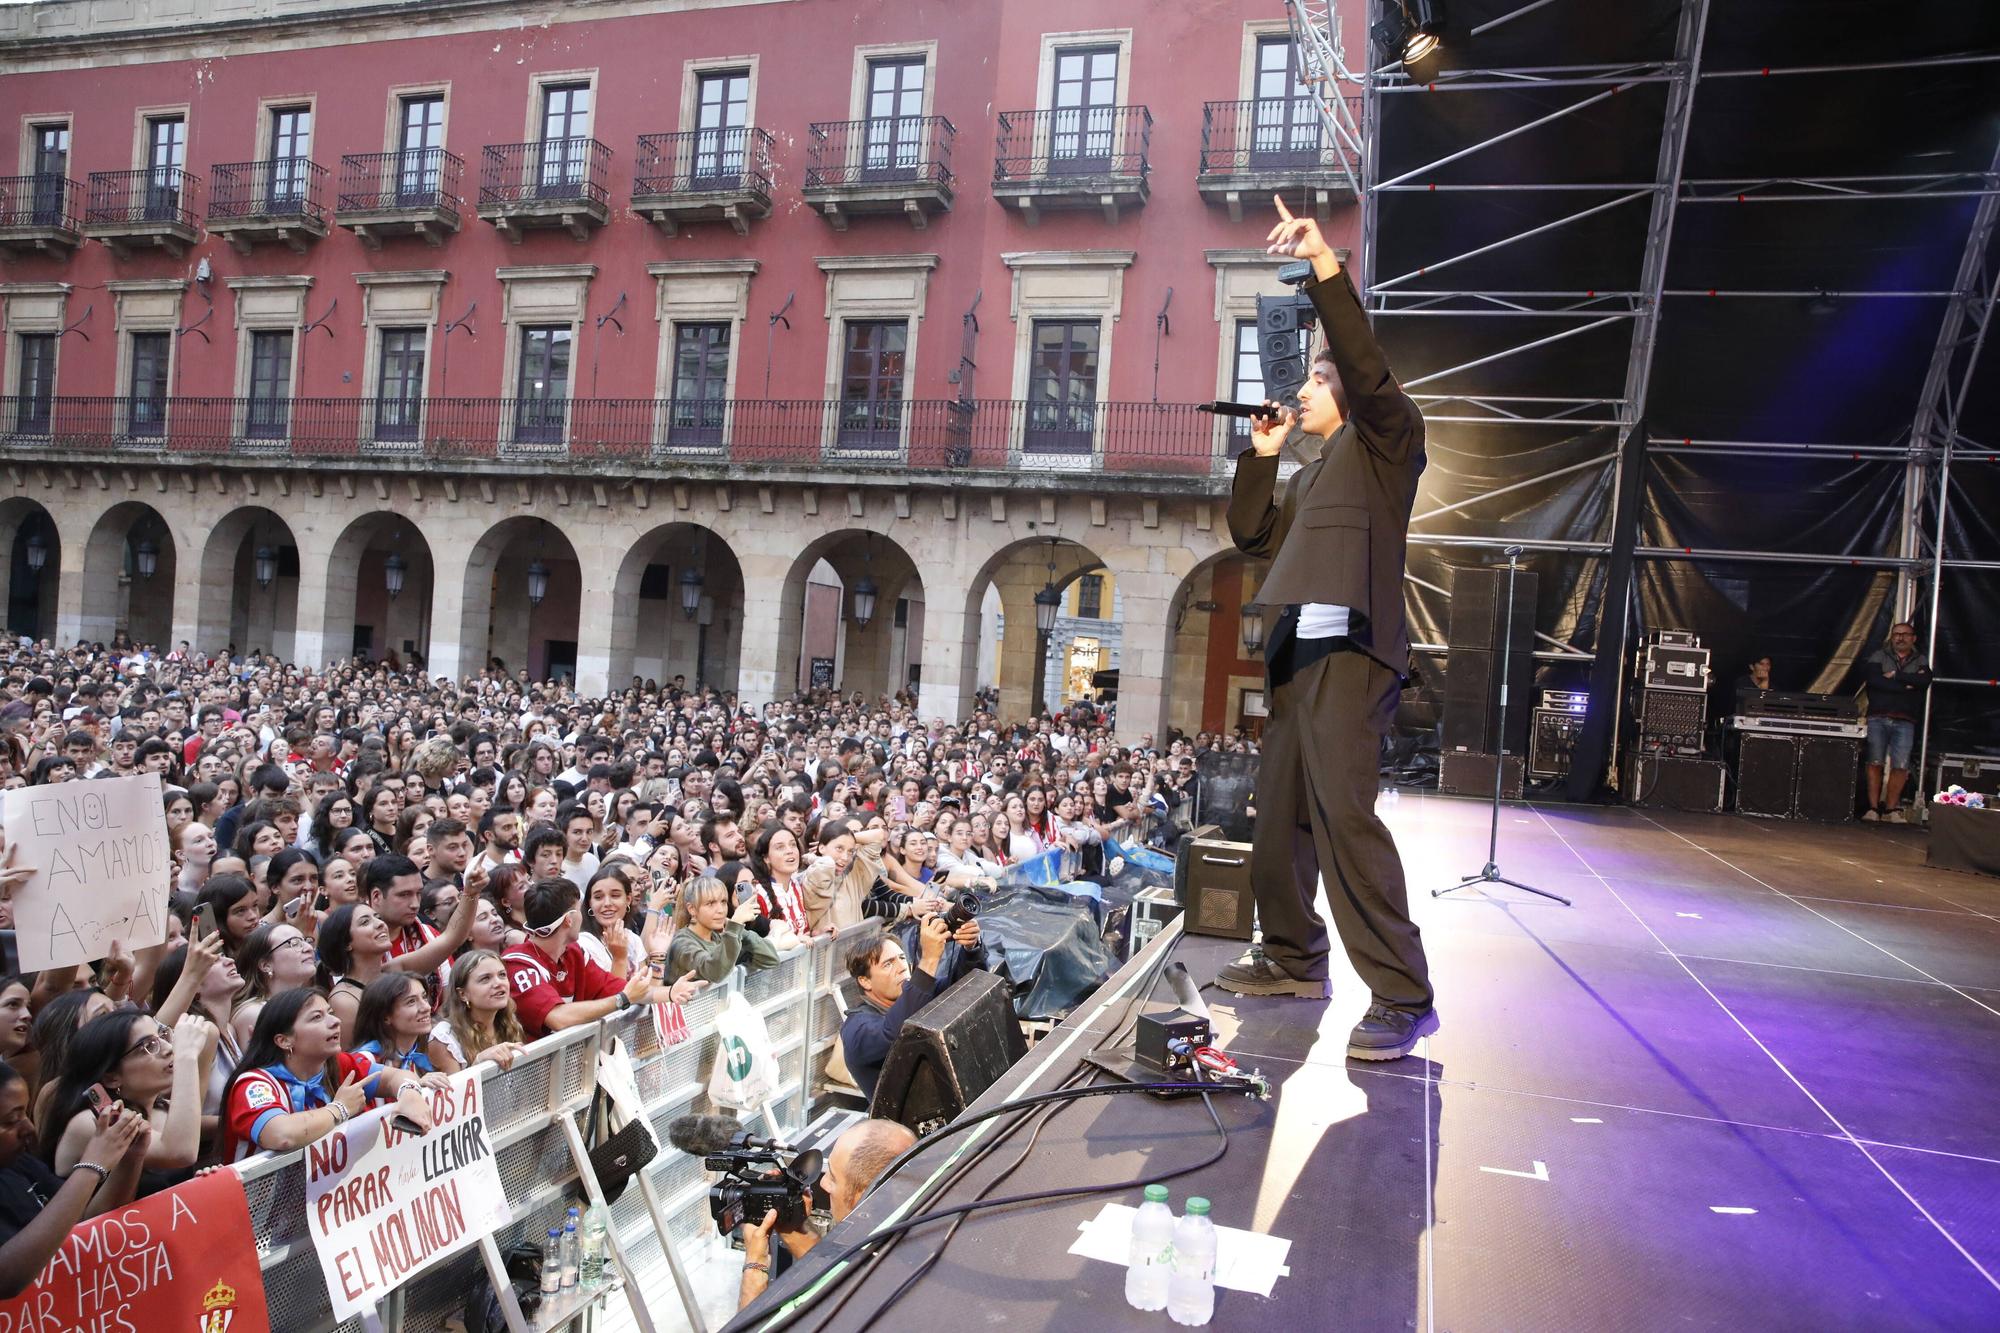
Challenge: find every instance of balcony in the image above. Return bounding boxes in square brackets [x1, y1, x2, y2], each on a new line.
[0, 175, 84, 257]
[631, 128, 775, 236]
[801, 117, 954, 230]
[1197, 98, 1359, 220]
[477, 138, 610, 242]
[335, 149, 463, 249]
[0, 394, 1236, 481]
[84, 170, 202, 258]
[207, 158, 329, 253]
[992, 106, 1151, 225]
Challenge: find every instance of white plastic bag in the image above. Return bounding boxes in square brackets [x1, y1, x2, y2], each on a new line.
[706, 990, 780, 1110]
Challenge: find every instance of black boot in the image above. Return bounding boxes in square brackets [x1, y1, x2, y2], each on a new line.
[1215, 949, 1332, 999]
[1347, 1002, 1439, 1060]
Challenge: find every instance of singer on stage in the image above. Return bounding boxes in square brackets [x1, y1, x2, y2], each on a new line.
[1217, 195, 1436, 1061]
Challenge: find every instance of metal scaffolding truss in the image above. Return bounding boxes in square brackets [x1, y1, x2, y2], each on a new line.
[1282, 0, 2000, 779]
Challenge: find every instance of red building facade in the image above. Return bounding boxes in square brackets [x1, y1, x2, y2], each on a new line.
[0, 0, 1362, 737]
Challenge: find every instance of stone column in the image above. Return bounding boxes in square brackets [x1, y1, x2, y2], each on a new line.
[734, 550, 794, 710]
[426, 542, 472, 684]
[1108, 567, 1184, 748]
[572, 537, 619, 698]
[914, 583, 973, 724]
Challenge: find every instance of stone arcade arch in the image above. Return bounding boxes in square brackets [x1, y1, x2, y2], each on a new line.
[775, 530, 924, 704]
[0, 498, 61, 643]
[78, 501, 176, 649]
[320, 512, 437, 667]
[195, 506, 302, 661]
[607, 522, 745, 690]
[457, 516, 582, 682]
[1162, 549, 1267, 740]
[957, 536, 1110, 723]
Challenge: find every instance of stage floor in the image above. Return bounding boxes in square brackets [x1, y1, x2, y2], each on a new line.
[746, 794, 2000, 1331]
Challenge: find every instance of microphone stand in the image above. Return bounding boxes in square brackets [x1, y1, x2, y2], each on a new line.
[1435, 546, 1571, 905]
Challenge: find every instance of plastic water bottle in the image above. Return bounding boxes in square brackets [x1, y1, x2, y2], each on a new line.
[1124, 1184, 1174, 1311]
[559, 1208, 581, 1288]
[580, 1205, 609, 1288]
[1167, 1197, 1217, 1326]
[539, 1228, 562, 1296]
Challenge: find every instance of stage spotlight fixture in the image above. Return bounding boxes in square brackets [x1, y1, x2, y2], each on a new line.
[1374, 0, 1445, 65]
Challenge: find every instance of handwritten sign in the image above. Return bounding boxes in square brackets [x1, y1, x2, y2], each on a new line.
[304, 1068, 511, 1321]
[0, 772, 171, 970]
[0, 1167, 268, 1333]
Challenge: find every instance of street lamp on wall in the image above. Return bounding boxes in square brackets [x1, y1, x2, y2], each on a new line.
[852, 574, 879, 630]
[135, 540, 159, 581]
[526, 559, 549, 607]
[253, 546, 275, 588]
[679, 566, 704, 620]
[24, 531, 47, 573]
[1240, 603, 1265, 657]
[384, 552, 406, 599]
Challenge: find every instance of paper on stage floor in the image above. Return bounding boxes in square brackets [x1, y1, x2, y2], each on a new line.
[1070, 1203, 1292, 1297]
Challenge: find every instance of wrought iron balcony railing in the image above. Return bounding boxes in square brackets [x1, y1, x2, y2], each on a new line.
[479, 137, 611, 208]
[209, 157, 328, 224]
[634, 128, 775, 198]
[994, 105, 1152, 184]
[1199, 97, 1359, 179]
[85, 168, 202, 228]
[336, 148, 464, 221]
[803, 116, 955, 190]
[0, 174, 82, 232]
[0, 395, 1236, 478]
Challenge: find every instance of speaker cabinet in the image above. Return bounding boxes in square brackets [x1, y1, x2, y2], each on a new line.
[1440, 750, 1524, 799]
[1528, 708, 1583, 779]
[1628, 754, 1726, 813]
[1736, 734, 1799, 818]
[1796, 736, 1860, 823]
[1444, 567, 1537, 755]
[868, 969, 1027, 1134]
[1175, 826, 1257, 940]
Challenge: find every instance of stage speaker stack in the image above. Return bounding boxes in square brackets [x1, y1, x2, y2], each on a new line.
[869, 969, 1027, 1135]
[1175, 825, 1257, 940]
[1736, 734, 1798, 817]
[1440, 565, 1538, 795]
[1255, 292, 1318, 403]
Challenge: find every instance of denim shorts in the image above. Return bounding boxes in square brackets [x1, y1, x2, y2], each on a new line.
[1866, 716, 1916, 770]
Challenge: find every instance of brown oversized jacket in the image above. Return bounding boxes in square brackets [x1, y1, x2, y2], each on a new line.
[1226, 266, 1425, 677]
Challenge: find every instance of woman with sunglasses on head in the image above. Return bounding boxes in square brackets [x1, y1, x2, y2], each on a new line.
[40, 1009, 215, 1187]
[428, 950, 526, 1075]
[220, 988, 439, 1163]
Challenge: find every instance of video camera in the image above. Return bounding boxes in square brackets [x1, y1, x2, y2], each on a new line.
[666, 1114, 825, 1236]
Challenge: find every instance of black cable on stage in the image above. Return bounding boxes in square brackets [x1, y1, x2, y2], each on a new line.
[843, 1068, 1228, 1332]
[746, 937, 1211, 1332]
[763, 1075, 1237, 1333]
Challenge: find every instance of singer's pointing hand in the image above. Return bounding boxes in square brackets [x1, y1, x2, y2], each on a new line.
[1265, 194, 1340, 281]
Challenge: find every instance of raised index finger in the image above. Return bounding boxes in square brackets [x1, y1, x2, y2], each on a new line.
[1272, 193, 1295, 223]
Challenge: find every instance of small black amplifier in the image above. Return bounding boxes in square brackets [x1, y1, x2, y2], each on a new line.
[1441, 750, 1524, 799]
[1628, 754, 1726, 813]
[1175, 826, 1256, 940]
[1136, 1008, 1212, 1073]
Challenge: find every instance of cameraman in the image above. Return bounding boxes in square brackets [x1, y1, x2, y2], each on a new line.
[738, 1117, 917, 1309]
[839, 904, 985, 1105]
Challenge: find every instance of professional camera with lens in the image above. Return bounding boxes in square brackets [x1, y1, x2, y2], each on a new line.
[705, 1141, 824, 1236]
[942, 889, 980, 931]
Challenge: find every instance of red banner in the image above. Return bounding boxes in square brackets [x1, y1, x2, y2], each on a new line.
[0, 1168, 269, 1333]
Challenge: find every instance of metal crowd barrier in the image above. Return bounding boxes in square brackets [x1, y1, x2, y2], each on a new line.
[229, 924, 867, 1333]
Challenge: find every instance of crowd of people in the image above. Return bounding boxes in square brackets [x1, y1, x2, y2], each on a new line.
[0, 635, 1258, 1295]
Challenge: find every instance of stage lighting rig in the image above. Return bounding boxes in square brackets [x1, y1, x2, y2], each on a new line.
[1374, 0, 1446, 66]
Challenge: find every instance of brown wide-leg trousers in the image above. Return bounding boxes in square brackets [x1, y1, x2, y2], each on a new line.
[1249, 648, 1434, 1013]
